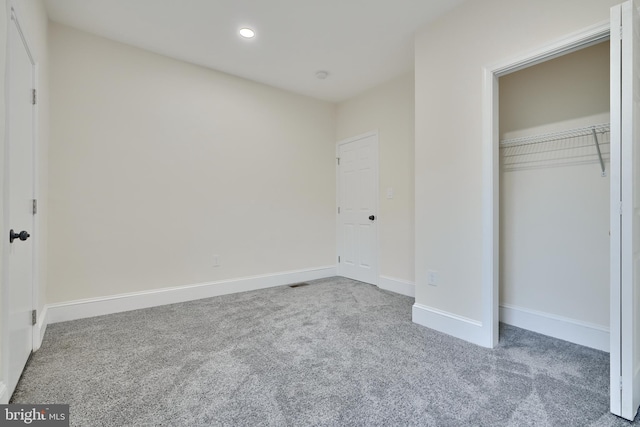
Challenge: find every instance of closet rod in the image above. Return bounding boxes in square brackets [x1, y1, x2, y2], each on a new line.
[591, 128, 606, 177]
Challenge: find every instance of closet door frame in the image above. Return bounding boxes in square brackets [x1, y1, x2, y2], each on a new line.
[480, 22, 610, 348]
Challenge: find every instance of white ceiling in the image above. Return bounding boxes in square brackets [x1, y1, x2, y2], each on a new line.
[43, 0, 466, 102]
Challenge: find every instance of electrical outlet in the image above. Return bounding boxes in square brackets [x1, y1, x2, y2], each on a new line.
[427, 270, 439, 286]
[213, 255, 220, 267]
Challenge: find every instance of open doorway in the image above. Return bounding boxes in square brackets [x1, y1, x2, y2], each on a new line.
[481, 24, 611, 350]
[497, 41, 611, 352]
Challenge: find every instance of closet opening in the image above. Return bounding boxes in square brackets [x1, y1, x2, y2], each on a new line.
[497, 40, 611, 351]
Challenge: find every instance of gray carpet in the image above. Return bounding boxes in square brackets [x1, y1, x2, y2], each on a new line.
[10, 277, 640, 426]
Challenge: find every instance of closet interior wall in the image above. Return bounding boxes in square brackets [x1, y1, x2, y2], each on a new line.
[499, 41, 611, 332]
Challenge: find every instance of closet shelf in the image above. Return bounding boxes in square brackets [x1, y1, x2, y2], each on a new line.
[499, 123, 610, 175]
[499, 123, 610, 147]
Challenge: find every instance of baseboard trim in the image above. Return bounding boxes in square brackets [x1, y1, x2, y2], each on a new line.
[412, 303, 486, 347]
[499, 304, 609, 352]
[0, 381, 8, 404]
[47, 266, 336, 324]
[378, 276, 415, 297]
[34, 305, 48, 350]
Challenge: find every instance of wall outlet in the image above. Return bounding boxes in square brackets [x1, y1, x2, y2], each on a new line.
[213, 255, 220, 267]
[427, 270, 439, 286]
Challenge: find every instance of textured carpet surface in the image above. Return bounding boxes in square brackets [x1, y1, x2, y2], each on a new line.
[11, 277, 640, 426]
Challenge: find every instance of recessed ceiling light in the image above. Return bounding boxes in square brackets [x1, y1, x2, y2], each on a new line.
[315, 71, 329, 80]
[239, 28, 255, 38]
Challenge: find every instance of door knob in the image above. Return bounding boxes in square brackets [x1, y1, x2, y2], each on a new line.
[369, 215, 375, 221]
[9, 229, 30, 243]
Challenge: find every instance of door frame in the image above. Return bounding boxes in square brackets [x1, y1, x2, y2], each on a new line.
[1, 0, 40, 403]
[336, 130, 380, 285]
[480, 21, 611, 348]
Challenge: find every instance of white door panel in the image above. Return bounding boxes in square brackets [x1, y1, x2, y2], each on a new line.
[6, 8, 35, 397]
[611, 0, 640, 420]
[337, 133, 379, 285]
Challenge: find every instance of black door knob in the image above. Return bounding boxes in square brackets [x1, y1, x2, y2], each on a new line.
[9, 229, 30, 243]
[368, 215, 375, 221]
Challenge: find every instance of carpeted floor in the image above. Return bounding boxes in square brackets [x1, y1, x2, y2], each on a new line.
[10, 277, 640, 426]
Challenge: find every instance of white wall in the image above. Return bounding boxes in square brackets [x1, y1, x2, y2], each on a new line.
[48, 23, 336, 304]
[500, 42, 610, 140]
[414, 0, 619, 325]
[336, 72, 415, 285]
[499, 42, 610, 328]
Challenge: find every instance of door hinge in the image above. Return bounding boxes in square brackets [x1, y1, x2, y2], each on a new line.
[32, 88, 37, 105]
[620, 377, 624, 391]
[32, 199, 37, 215]
[336, 157, 340, 165]
[620, 26, 624, 40]
[338, 256, 341, 263]
[32, 309, 37, 326]
[338, 207, 340, 214]
[620, 201, 623, 216]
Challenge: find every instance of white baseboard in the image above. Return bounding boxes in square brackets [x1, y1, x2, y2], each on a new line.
[47, 266, 336, 324]
[378, 276, 415, 297]
[499, 304, 609, 352]
[412, 303, 487, 347]
[33, 305, 48, 351]
[0, 381, 8, 404]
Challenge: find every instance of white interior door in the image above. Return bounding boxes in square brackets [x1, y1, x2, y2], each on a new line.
[337, 133, 379, 285]
[6, 8, 36, 397]
[611, 0, 640, 420]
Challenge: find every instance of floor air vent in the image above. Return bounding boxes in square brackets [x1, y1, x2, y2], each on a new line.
[289, 282, 310, 288]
